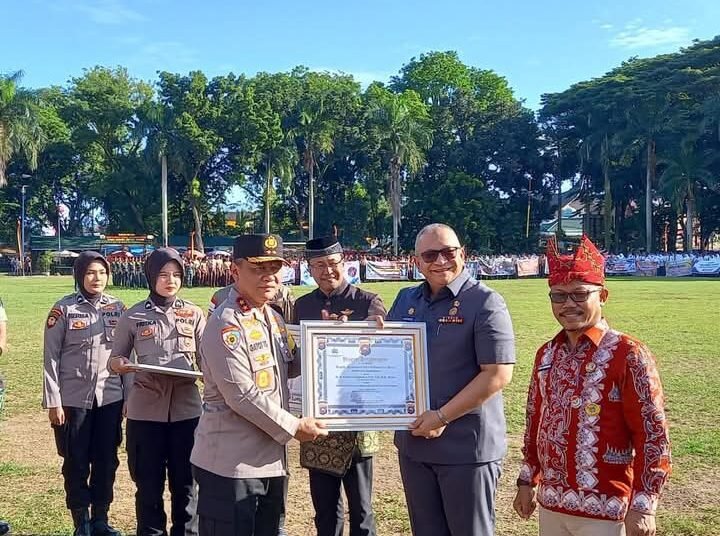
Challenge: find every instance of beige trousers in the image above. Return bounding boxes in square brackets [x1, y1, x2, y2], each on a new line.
[539, 506, 625, 536]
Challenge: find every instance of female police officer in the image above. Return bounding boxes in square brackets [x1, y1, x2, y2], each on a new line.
[109, 248, 205, 536]
[43, 251, 125, 536]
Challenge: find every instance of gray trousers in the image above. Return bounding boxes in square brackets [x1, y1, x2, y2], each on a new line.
[398, 454, 501, 536]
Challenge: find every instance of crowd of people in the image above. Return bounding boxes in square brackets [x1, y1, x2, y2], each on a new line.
[0, 227, 675, 536]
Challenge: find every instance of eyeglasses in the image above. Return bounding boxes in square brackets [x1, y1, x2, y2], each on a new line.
[548, 289, 601, 304]
[419, 247, 461, 263]
[309, 258, 343, 271]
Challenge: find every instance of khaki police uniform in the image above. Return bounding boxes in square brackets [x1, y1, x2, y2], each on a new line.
[209, 284, 296, 324]
[295, 280, 384, 536]
[191, 291, 299, 536]
[111, 297, 205, 536]
[42, 292, 125, 512]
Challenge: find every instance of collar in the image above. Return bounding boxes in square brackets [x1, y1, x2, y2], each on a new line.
[317, 279, 349, 299]
[143, 298, 184, 311]
[553, 318, 610, 348]
[76, 293, 110, 306]
[420, 269, 471, 301]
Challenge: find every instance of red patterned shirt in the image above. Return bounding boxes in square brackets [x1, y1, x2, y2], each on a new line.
[519, 320, 671, 521]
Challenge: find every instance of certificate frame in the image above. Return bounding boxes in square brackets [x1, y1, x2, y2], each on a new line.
[128, 363, 203, 378]
[300, 320, 429, 431]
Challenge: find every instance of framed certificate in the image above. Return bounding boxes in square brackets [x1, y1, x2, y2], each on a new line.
[300, 321, 429, 431]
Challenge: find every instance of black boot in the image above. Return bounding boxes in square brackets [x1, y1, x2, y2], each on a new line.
[90, 505, 121, 536]
[71, 508, 92, 536]
[0, 519, 10, 536]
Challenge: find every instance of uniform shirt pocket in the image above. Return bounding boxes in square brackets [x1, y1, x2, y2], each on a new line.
[135, 324, 162, 361]
[248, 354, 277, 393]
[176, 322, 197, 353]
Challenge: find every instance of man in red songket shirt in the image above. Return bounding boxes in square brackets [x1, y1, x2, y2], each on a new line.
[514, 235, 671, 536]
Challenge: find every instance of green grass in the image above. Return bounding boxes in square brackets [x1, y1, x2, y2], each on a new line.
[0, 275, 718, 535]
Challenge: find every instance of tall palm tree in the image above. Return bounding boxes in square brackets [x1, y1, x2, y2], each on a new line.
[294, 97, 335, 240]
[0, 71, 44, 187]
[261, 140, 297, 233]
[659, 140, 717, 251]
[366, 88, 431, 254]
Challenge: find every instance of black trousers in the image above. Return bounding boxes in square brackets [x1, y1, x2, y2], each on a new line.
[52, 399, 123, 510]
[126, 418, 199, 536]
[193, 465, 286, 536]
[309, 455, 376, 536]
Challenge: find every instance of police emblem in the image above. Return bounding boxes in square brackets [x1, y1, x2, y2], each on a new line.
[448, 307, 458, 316]
[264, 236, 278, 251]
[71, 320, 88, 330]
[222, 327, 241, 350]
[140, 327, 155, 338]
[407, 307, 415, 315]
[249, 329, 263, 341]
[47, 307, 62, 328]
[254, 353, 271, 366]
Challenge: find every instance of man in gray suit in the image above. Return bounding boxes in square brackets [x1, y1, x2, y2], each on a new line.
[386, 223, 516, 536]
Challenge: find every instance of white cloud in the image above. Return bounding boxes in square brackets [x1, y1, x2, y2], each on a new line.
[71, 0, 147, 25]
[610, 25, 691, 49]
[600, 23, 614, 31]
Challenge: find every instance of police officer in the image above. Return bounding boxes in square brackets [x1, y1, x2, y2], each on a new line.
[386, 223, 516, 536]
[42, 251, 125, 536]
[109, 248, 205, 536]
[295, 237, 385, 536]
[191, 234, 327, 536]
[0, 296, 10, 536]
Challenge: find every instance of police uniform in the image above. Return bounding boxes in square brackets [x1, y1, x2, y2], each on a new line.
[295, 237, 385, 536]
[111, 248, 205, 536]
[191, 234, 299, 536]
[43, 251, 125, 536]
[387, 269, 516, 536]
[209, 284, 297, 324]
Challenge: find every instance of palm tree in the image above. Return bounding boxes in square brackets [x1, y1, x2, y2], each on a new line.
[366, 88, 431, 254]
[659, 139, 717, 251]
[294, 97, 335, 240]
[0, 71, 44, 187]
[261, 140, 297, 233]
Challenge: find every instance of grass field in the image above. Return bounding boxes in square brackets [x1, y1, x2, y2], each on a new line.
[0, 275, 718, 535]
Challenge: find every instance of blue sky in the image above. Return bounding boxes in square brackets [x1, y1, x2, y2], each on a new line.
[3, 0, 719, 110]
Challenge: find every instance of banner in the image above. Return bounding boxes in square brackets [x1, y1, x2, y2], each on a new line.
[469, 258, 517, 278]
[665, 258, 693, 277]
[634, 260, 659, 277]
[345, 260, 361, 284]
[516, 258, 540, 277]
[605, 259, 637, 275]
[281, 264, 296, 284]
[299, 260, 362, 285]
[300, 261, 315, 285]
[365, 260, 409, 281]
[692, 258, 720, 275]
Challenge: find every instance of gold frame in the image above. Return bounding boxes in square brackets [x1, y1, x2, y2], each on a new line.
[300, 320, 429, 431]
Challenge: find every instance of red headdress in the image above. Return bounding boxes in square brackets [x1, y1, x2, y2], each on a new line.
[546, 234, 605, 287]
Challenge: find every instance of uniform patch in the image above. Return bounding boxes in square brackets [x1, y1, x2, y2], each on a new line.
[222, 327, 241, 350]
[254, 353, 272, 366]
[438, 316, 464, 324]
[102, 304, 117, 312]
[175, 309, 194, 318]
[249, 329, 263, 341]
[47, 307, 62, 328]
[139, 326, 156, 338]
[70, 320, 89, 330]
[254, 368, 272, 389]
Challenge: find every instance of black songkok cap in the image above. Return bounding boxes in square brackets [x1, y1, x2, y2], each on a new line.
[233, 234, 285, 262]
[305, 236, 343, 260]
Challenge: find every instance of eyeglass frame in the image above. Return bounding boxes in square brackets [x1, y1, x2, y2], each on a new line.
[417, 247, 462, 264]
[548, 289, 602, 304]
[308, 255, 345, 271]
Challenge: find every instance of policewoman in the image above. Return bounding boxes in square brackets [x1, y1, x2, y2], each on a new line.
[191, 234, 327, 536]
[294, 237, 386, 536]
[42, 251, 125, 536]
[109, 248, 205, 536]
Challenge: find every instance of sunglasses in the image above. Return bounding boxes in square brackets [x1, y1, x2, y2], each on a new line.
[419, 247, 461, 263]
[548, 289, 601, 304]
